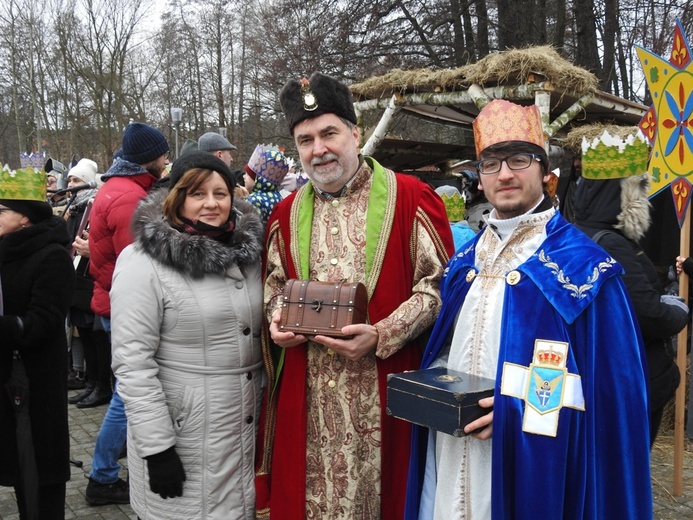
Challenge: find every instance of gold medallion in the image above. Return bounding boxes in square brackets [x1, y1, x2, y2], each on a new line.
[506, 270, 521, 285]
[301, 78, 318, 111]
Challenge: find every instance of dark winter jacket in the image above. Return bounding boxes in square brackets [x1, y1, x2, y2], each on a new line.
[88, 159, 157, 316]
[0, 216, 75, 486]
[574, 174, 687, 410]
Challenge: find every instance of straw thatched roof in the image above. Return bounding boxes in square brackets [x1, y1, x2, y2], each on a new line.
[350, 46, 599, 100]
[563, 123, 641, 153]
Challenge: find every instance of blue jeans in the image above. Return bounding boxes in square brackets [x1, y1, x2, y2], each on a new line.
[89, 316, 127, 484]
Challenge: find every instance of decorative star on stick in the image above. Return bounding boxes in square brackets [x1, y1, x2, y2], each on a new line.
[635, 19, 693, 226]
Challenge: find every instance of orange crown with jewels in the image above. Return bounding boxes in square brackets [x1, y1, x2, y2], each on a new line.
[536, 348, 563, 366]
[473, 100, 546, 156]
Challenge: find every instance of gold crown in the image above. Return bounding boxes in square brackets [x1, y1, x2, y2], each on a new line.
[581, 130, 649, 180]
[473, 100, 545, 156]
[536, 349, 563, 366]
[0, 165, 47, 201]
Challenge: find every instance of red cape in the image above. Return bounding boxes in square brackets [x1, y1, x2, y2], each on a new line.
[256, 168, 453, 519]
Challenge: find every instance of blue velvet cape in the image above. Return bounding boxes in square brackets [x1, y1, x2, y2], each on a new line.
[405, 212, 653, 519]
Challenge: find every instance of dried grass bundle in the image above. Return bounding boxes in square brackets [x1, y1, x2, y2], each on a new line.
[350, 46, 598, 99]
[563, 123, 641, 152]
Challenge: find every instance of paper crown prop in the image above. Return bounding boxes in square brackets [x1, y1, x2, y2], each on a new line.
[546, 168, 560, 198]
[435, 185, 466, 222]
[245, 144, 290, 185]
[0, 165, 47, 201]
[473, 100, 545, 156]
[581, 130, 649, 180]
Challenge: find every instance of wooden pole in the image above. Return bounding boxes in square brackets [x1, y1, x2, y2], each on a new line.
[674, 208, 690, 495]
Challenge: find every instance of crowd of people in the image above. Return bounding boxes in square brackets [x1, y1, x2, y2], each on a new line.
[0, 71, 686, 520]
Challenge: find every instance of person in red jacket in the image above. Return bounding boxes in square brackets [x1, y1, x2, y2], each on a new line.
[84, 122, 169, 506]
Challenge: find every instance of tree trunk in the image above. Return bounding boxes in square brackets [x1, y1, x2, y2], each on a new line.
[475, 0, 490, 57]
[450, 0, 467, 66]
[600, 0, 619, 93]
[573, 0, 602, 77]
[553, 0, 566, 51]
[461, 0, 476, 62]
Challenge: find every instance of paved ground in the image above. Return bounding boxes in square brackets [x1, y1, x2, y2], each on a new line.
[1, 391, 693, 518]
[0, 390, 134, 520]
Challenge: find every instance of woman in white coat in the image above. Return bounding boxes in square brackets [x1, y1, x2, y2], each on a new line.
[111, 151, 264, 519]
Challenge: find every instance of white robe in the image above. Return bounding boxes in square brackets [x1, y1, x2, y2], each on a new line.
[422, 207, 553, 519]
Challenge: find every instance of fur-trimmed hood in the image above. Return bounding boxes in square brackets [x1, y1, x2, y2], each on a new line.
[131, 189, 263, 278]
[573, 173, 651, 242]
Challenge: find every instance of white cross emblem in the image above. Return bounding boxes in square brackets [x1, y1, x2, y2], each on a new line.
[500, 340, 585, 437]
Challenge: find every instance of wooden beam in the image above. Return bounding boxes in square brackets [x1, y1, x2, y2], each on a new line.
[674, 208, 690, 495]
[545, 94, 595, 138]
[361, 94, 401, 157]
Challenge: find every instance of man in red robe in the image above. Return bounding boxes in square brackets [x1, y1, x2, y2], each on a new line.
[255, 72, 454, 519]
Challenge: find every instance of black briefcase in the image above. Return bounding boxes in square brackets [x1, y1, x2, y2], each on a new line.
[386, 367, 495, 437]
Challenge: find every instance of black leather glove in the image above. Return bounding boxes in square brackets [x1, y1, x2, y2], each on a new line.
[145, 446, 186, 499]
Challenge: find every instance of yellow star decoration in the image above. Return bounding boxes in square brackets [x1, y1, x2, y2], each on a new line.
[635, 20, 693, 225]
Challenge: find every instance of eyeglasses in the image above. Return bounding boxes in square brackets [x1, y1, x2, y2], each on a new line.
[477, 153, 542, 175]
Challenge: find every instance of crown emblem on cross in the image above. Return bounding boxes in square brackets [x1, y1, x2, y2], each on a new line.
[536, 348, 563, 366]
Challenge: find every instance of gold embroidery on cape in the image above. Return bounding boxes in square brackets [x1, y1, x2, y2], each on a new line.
[476, 225, 541, 290]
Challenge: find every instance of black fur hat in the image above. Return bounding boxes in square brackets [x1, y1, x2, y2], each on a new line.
[279, 72, 357, 134]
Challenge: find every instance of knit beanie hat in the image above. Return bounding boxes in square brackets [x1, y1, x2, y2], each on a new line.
[168, 151, 235, 192]
[67, 158, 98, 184]
[121, 122, 169, 165]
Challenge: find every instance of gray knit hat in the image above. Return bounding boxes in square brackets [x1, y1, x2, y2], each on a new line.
[121, 122, 169, 165]
[198, 132, 237, 152]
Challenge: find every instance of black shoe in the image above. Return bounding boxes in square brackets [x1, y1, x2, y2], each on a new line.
[67, 370, 87, 390]
[85, 477, 130, 506]
[76, 388, 112, 409]
[69, 383, 95, 405]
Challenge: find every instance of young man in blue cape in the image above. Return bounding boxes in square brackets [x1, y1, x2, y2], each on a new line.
[405, 99, 653, 519]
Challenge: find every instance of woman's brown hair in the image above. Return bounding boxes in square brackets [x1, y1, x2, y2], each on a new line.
[162, 168, 233, 226]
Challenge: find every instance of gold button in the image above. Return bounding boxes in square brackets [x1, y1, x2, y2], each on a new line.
[328, 380, 336, 388]
[330, 258, 338, 265]
[506, 270, 521, 285]
[331, 199, 340, 207]
[466, 269, 476, 282]
[330, 227, 339, 235]
[327, 349, 335, 356]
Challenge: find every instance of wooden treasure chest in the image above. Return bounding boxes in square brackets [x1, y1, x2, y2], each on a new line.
[387, 367, 495, 437]
[278, 279, 368, 337]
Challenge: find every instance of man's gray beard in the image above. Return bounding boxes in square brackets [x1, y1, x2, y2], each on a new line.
[305, 153, 344, 185]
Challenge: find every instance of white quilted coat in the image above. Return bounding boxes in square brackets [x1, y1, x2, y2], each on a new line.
[111, 191, 264, 519]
